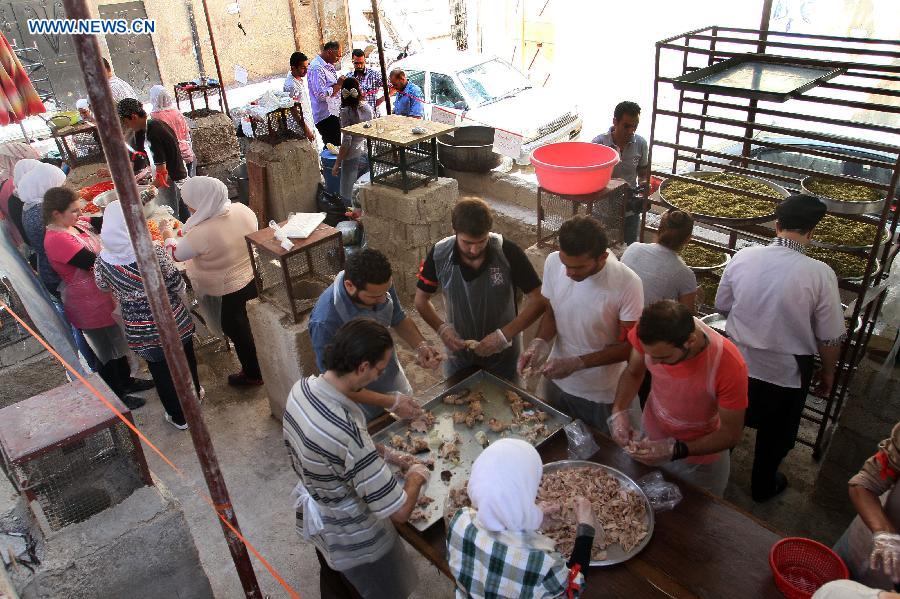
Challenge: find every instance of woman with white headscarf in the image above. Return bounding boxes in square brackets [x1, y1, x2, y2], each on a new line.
[0, 145, 40, 249]
[149, 85, 195, 176]
[19, 162, 67, 294]
[160, 176, 262, 387]
[94, 200, 202, 430]
[447, 439, 597, 599]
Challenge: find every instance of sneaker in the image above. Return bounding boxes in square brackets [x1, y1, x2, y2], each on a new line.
[126, 378, 155, 392]
[164, 413, 188, 430]
[198, 386, 205, 403]
[752, 472, 788, 503]
[228, 371, 264, 387]
[121, 394, 146, 410]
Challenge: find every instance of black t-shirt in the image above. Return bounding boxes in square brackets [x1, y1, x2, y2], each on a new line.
[136, 120, 187, 181]
[417, 237, 541, 294]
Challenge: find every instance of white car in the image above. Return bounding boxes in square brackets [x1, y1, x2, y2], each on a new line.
[390, 52, 582, 164]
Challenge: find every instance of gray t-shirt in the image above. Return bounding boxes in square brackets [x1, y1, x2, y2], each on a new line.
[620, 242, 697, 306]
[340, 103, 374, 159]
[591, 128, 649, 189]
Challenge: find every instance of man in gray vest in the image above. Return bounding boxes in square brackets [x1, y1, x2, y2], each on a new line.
[414, 198, 546, 380]
[309, 248, 444, 422]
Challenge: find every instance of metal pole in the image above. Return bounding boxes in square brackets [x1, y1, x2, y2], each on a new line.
[371, 0, 392, 114]
[60, 1, 261, 595]
[200, 0, 230, 116]
[741, 0, 774, 165]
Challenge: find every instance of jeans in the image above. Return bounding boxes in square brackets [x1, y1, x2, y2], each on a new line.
[339, 156, 360, 208]
[219, 281, 261, 380]
[145, 338, 201, 425]
[156, 179, 189, 221]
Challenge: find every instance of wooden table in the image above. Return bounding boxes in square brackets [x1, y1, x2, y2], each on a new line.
[341, 114, 455, 147]
[372, 370, 784, 598]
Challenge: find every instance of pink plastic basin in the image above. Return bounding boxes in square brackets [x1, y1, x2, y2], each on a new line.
[531, 142, 620, 195]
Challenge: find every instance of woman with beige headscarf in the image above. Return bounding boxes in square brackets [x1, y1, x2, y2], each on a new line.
[161, 175, 262, 386]
[149, 85, 195, 176]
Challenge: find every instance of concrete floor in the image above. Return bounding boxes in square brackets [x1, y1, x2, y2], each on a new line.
[129, 313, 864, 598]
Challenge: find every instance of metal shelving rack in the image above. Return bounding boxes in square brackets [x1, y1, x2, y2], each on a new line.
[645, 26, 900, 457]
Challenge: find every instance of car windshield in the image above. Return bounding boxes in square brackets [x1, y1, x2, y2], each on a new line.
[457, 59, 530, 106]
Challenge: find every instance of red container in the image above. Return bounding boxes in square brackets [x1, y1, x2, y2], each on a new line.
[531, 142, 620, 195]
[769, 537, 849, 599]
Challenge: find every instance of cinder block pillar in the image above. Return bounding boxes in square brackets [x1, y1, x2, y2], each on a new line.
[246, 139, 322, 223]
[359, 178, 459, 303]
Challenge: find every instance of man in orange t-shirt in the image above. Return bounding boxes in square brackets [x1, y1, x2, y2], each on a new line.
[609, 300, 748, 496]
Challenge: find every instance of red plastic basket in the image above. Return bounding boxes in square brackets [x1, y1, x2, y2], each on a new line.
[769, 537, 849, 599]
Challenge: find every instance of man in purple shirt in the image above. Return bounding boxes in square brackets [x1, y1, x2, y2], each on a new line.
[307, 41, 346, 147]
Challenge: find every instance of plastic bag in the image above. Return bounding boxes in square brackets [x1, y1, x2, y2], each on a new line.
[564, 419, 600, 460]
[637, 471, 683, 513]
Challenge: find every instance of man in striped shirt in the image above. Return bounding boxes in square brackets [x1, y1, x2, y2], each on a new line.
[283, 319, 429, 599]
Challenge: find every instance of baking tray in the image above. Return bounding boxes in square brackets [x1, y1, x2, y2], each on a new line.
[373, 370, 571, 532]
[542, 460, 654, 566]
[701, 309, 863, 337]
[672, 56, 844, 102]
[656, 171, 789, 226]
[801, 175, 886, 216]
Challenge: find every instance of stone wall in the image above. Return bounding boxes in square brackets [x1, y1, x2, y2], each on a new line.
[245, 138, 321, 223]
[359, 178, 459, 302]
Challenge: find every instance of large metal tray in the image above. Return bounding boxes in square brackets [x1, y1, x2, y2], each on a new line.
[672, 56, 843, 102]
[373, 370, 571, 532]
[656, 171, 789, 226]
[542, 460, 654, 566]
[801, 175, 886, 216]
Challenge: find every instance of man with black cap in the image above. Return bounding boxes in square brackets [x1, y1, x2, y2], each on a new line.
[716, 194, 845, 502]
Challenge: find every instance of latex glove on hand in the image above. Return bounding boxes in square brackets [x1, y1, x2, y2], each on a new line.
[406, 463, 431, 485]
[473, 329, 511, 357]
[376, 443, 415, 470]
[389, 392, 425, 421]
[517, 338, 550, 376]
[538, 501, 562, 528]
[627, 437, 675, 466]
[541, 356, 584, 380]
[154, 165, 169, 188]
[607, 410, 636, 448]
[438, 322, 466, 352]
[415, 342, 444, 370]
[573, 495, 598, 531]
[870, 532, 900, 583]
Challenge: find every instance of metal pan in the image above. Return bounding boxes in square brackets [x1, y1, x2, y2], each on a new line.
[541, 460, 655, 566]
[801, 175, 886, 216]
[373, 370, 571, 532]
[680, 243, 730, 273]
[656, 171, 789, 226]
[810, 224, 891, 252]
[701, 310, 863, 337]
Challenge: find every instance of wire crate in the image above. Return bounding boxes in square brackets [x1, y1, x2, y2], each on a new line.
[0, 276, 34, 352]
[250, 105, 307, 145]
[52, 122, 104, 168]
[366, 137, 438, 192]
[0, 374, 152, 533]
[174, 81, 224, 116]
[536, 179, 629, 248]
[246, 222, 344, 323]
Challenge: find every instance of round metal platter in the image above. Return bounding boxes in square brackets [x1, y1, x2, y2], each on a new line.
[801, 176, 886, 216]
[700, 313, 728, 337]
[657, 171, 789, 226]
[681, 247, 730, 273]
[541, 460, 654, 567]
[810, 225, 891, 252]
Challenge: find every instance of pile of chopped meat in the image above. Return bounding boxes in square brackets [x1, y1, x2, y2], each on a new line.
[390, 432, 430, 454]
[537, 467, 648, 561]
[442, 389, 472, 405]
[409, 410, 437, 433]
[439, 434, 461, 461]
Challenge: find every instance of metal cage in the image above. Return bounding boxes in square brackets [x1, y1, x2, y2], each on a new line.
[52, 123, 104, 167]
[174, 81, 224, 117]
[536, 180, 629, 249]
[366, 138, 439, 192]
[250, 105, 307, 146]
[246, 223, 344, 323]
[0, 375, 152, 533]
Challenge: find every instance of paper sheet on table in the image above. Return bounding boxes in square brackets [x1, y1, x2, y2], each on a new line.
[274, 212, 327, 239]
[492, 129, 523, 158]
[430, 106, 457, 125]
[234, 65, 248, 85]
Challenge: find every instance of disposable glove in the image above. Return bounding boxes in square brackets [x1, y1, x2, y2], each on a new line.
[870, 532, 900, 583]
[438, 322, 466, 352]
[407, 463, 431, 485]
[627, 437, 675, 466]
[389, 392, 425, 421]
[415, 342, 444, 369]
[517, 338, 550, 376]
[541, 356, 585, 379]
[607, 410, 636, 448]
[474, 329, 511, 357]
[376, 444, 416, 470]
[154, 165, 169, 188]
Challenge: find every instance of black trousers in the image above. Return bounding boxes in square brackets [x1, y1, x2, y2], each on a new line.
[315, 115, 341, 147]
[96, 355, 132, 396]
[145, 338, 201, 425]
[744, 355, 814, 499]
[220, 281, 261, 380]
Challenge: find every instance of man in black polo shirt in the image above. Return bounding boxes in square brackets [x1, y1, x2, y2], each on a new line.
[118, 98, 188, 220]
[414, 198, 547, 380]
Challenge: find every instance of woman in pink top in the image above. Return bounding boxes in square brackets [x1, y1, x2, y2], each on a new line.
[149, 85, 196, 176]
[42, 186, 153, 408]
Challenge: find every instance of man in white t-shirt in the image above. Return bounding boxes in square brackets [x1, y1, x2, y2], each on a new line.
[518, 216, 644, 434]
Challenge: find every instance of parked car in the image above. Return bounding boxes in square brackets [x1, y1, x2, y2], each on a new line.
[390, 51, 582, 164]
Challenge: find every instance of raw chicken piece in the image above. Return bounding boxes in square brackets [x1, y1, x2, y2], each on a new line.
[409, 410, 437, 433]
[439, 435, 461, 461]
[409, 436, 430, 454]
[474, 430, 489, 448]
[487, 418, 508, 433]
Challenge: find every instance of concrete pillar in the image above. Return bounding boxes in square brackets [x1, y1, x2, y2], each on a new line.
[246, 298, 320, 421]
[245, 139, 322, 223]
[190, 111, 241, 168]
[359, 178, 459, 303]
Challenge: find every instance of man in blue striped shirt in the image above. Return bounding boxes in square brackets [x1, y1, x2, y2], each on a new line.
[307, 41, 347, 147]
[389, 68, 425, 118]
[283, 319, 429, 599]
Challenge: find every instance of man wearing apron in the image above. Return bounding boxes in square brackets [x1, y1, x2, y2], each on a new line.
[716, 194, 845, 502]
[309, 248, 443, 422]
[834, 422, 900, 590]
[283, 319, 429, 599]
[415, 198, 545, 381]
[610, 300, 748, 497]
